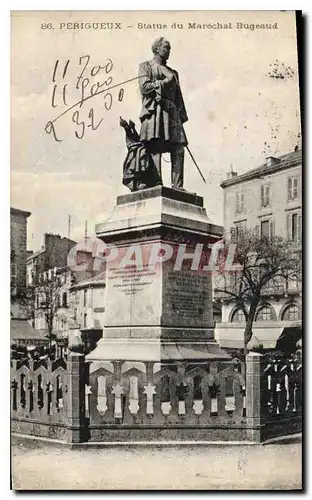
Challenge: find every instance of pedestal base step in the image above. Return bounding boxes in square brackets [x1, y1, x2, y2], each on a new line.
[86, 338, 231, 362]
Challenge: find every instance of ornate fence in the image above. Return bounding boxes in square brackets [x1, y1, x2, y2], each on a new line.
[11, 350, 302, 444]
[87, 359, 246, 442]
[11, 354, 88, 443]
[11, 357, 69, 441]
[260, 352, 302, 440]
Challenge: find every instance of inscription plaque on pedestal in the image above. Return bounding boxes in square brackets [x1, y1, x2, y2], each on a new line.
[105, 246, 162, 327]
[162, 270, 212, 328]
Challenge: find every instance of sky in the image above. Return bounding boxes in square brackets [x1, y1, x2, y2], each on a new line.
[11, 10, 301, 251]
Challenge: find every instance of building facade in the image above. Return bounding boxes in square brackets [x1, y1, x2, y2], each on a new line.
[27, 233, 76, 287]
[70, 273, 106, 331]
[215, 149, 302, 349]
[10, 207, 31, 298]
[32, 268, 106, 337]
[33, 266, 74, 335]
[27, 234, 106, 338]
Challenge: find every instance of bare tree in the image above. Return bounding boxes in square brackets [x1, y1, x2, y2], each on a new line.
[21, 234, 78, 344]
[37, 273, 62, 346]
[215, 228, 301, 354]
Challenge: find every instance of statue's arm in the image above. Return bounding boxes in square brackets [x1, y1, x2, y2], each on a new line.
[138, 62, 174, 100]
[138, 62, 161, 97]
[174, 71, 188, 124]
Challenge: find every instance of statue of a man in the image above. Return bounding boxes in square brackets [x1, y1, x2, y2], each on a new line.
[138, 38, 188, 189]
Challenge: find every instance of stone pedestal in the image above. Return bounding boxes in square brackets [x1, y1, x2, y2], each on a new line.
[87, 186, 230, 362]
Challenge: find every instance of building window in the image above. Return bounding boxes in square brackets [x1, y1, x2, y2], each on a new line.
[298, 252, 302, 281]
[11, 263, 17, 291]
[261, 220, 269, 238]
[62, 292, 67, 308]
[11, 263, 17, 279]
[282, 304, 300, 321]
[256, 306, 272, 321]
[236, 192, 244, 214]
[83, 289, 87, 307]
[83, 313, 87, 328]
[231, 221, 246, 239]
[260, 219, 274, 238]
[288, 177, 299, 201]
[261, 184, 270, 208]
[287, 212, 302, 242]
[232, 309, 245, 323]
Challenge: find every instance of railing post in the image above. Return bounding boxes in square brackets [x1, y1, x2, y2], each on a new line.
[67, 352, 88, 443]
[246, 352, 263, 443]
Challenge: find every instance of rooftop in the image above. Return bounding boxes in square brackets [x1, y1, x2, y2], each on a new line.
[220, 149, 302, 188]
[70, 271, 106, 290]
[27, 248, 45, 262]
[10, 207, 31, 218]
[11, 318, 48, 341]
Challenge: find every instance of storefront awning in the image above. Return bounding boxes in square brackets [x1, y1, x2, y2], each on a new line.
[275, 326, 302, 353]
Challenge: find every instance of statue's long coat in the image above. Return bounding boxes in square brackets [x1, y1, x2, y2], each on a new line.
[138, 60, 188, 153]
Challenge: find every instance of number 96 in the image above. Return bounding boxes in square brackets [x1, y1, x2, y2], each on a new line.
[41, 23, 53, 30]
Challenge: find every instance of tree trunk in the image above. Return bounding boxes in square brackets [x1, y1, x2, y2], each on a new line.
[47, 316, 53, 350]
[243, 301, 259, 355]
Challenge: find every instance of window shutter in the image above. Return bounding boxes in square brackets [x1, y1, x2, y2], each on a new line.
[293, 213, 298, 241]
[288, 177, 293, 200]
[298, 213, 302, 242]
[254, 224, 260, 237]
[236, 193, 239, 213]
[260, 185, 264, 207]
[265, 185, 270, 206]
[241, 193, 244, 212]
[269, 219, 274, 238]
[293, 178, 298, 199]
[287, 214, 292, 240]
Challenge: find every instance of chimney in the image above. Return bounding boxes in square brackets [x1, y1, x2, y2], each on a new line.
[226, 171, 237, 180]
[226, 164, 238, 180]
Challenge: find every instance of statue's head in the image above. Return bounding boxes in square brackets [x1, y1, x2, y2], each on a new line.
[152, 37, 171, 61]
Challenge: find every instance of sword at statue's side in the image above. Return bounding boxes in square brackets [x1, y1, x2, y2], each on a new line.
[182, 127, 207, 184]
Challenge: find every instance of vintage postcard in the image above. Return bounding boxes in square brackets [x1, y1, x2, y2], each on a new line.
[11, 10, 302, 490]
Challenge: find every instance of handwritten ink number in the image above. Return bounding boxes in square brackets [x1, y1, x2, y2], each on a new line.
[76, 55, 90, 90]
[88, 109, 103, 130]
[118, 88, 124, 102]
[90, 76, 113, 96]
[41, 23, 53, 30]
[46, 55, 132, 141]
[45, 121, 62, 142]
[103, 93, 113, 111]
[104, 59, 113, 74]
[72, 111, 85, 139]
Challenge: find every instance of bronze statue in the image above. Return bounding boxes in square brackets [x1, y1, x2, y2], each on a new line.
[138, 38, 188, 189]
[120, 117, 161, 192]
